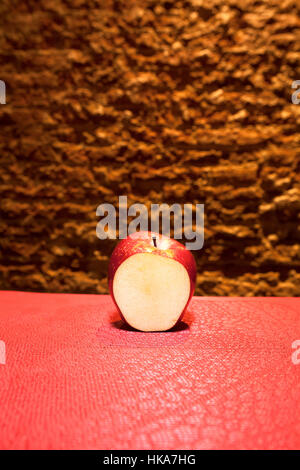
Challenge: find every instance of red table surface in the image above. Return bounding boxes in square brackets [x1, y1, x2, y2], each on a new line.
[0, 291, 299, 450]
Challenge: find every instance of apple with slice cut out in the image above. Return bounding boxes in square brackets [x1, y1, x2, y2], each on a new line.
[108, 231, 197, 332]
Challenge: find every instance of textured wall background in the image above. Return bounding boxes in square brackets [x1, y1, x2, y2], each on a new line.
[1, 0, 300, 296]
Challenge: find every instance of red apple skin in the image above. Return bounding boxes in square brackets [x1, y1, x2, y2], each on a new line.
[108, 231, 197, 328]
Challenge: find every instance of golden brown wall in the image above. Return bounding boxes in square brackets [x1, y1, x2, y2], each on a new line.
[1, 0, 300, 296]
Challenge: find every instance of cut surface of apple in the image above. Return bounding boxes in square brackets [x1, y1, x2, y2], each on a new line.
[113, 252, 191, 332]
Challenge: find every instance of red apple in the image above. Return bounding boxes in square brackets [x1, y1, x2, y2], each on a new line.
[108, 231, 197, 332]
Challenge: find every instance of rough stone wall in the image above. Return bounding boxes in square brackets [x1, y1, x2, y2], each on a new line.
[1, 0, 300, 296]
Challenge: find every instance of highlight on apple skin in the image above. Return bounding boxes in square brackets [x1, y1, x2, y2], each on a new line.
[108, 231, 197, 332]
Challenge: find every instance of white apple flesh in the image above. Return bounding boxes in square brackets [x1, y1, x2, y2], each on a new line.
[108, 231, 196, 332]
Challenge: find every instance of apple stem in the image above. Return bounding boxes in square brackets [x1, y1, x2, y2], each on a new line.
[152, 236, 157, 247]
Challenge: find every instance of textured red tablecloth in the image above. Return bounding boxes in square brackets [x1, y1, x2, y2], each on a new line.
[0, 291, 299, 450]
